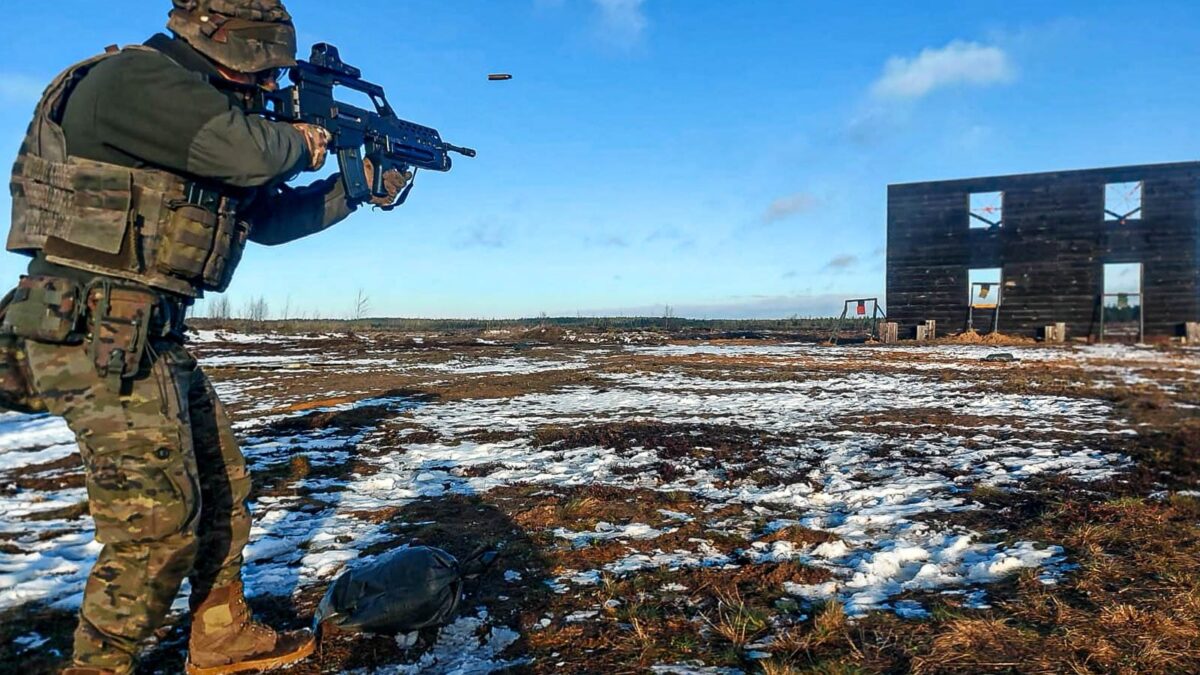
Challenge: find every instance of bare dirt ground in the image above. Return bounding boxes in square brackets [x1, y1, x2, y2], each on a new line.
[1, 328, 1198, 674]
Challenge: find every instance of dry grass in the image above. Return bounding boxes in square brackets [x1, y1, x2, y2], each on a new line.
[703, 587, 771, 648]
[759, 661, 806, 675]
[703, 480, 1200, 674]
[6, 333, 1199, 674]
[160, 342, 1200, 673]
[147, 335, 1200, 675]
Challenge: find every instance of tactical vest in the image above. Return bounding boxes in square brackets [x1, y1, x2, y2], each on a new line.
[7, 46, 250, 298]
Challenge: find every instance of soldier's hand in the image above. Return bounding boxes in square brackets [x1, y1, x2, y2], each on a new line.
[292, 123, 331, 171]
[362, 158, 413, 207]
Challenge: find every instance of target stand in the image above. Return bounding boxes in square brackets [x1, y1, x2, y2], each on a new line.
[828, 297, 886, 345]
[968, 282, 1002, 334]
[1099, 291, 1143, 343]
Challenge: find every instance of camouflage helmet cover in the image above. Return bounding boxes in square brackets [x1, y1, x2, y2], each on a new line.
[168, 0, 297, 73]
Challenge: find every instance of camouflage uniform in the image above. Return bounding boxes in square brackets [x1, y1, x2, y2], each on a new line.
[0, 1, 407, 672]
[22, 337, 250, 671]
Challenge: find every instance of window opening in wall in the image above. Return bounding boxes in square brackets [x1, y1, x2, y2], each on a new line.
[968, 267, 1002, 333]
[1104, 181, 1142, 223]
[969, 268, 1002, 307]
[1101, 262, 1143, 343]
[969, 191, 1003, 229]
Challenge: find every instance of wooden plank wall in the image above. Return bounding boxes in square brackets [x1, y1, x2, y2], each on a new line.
[886, 162, 1200, 338]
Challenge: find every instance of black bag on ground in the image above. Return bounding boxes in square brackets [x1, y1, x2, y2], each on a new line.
[315, 545, 497, 635]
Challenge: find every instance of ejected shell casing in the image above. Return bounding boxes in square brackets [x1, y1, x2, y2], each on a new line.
[488, 73, 513, 81]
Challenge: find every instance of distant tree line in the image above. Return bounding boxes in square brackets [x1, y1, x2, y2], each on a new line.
[194, 290, 875, 334]
[191, 312, 874, 334]
[201, 288, 373, 327]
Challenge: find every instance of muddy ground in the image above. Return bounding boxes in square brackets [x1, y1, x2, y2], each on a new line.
[1, 328, 1198, 674]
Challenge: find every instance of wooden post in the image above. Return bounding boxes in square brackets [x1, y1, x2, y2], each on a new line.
[1186, 322, 1200, 345]
[1044, 322, 1066, 343]
[880, 322, 899, 344]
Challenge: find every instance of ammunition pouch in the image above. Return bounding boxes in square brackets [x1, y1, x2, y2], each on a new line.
[157, 186, 247, 293]
[85, 281, 160, 390]
[0, 289, 47, 414]
[0, 274, 189, 393]
[0, 275, 85, 344]
[12, 154, 250, 297]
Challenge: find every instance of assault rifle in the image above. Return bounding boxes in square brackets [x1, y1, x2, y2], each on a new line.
[255, 43, 475, 210]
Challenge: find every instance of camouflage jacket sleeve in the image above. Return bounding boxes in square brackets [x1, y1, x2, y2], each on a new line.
[244, 175, 356, 246]
[62, 49, 310, 188]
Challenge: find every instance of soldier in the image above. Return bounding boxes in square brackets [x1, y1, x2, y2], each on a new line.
[0, 1, 410, 673]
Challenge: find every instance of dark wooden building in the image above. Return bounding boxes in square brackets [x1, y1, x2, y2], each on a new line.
[886, 161, 1200, 340]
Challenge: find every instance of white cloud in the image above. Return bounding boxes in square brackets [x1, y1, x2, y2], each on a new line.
[871, 40, 1014, 99]
[762, 192, 818, 223]
[954, 124, 995, 151]
[591, 0, 648, 49]
[822, 254, 858, 271]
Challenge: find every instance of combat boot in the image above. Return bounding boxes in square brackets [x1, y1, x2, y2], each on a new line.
[185, 581, 315, 675]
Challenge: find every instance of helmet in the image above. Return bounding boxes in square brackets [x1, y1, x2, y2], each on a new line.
[167, 0, 296, 73]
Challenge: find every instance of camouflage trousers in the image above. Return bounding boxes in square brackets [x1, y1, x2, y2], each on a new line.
[22, 337, 252, 673]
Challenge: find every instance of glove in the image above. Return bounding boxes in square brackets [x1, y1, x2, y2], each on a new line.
[362, 158, 413, 207]
[292, 123, 331, 171]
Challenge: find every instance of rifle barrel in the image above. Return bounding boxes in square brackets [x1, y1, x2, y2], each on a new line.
[443, 142, 477, 158]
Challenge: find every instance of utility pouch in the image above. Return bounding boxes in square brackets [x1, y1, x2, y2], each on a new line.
[86, 281, 156, 390]
[0, 275, 84, 343]
[0, 289, 47, 414]
[200, 199, 248, 293]
[156, 192, 247, 293]
[156, 203, 219, 280]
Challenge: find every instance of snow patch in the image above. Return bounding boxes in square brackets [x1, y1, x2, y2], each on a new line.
[347, 610, 524, 674]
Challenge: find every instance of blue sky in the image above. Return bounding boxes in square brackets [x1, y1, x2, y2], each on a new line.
[0, 1, 1197, 319]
